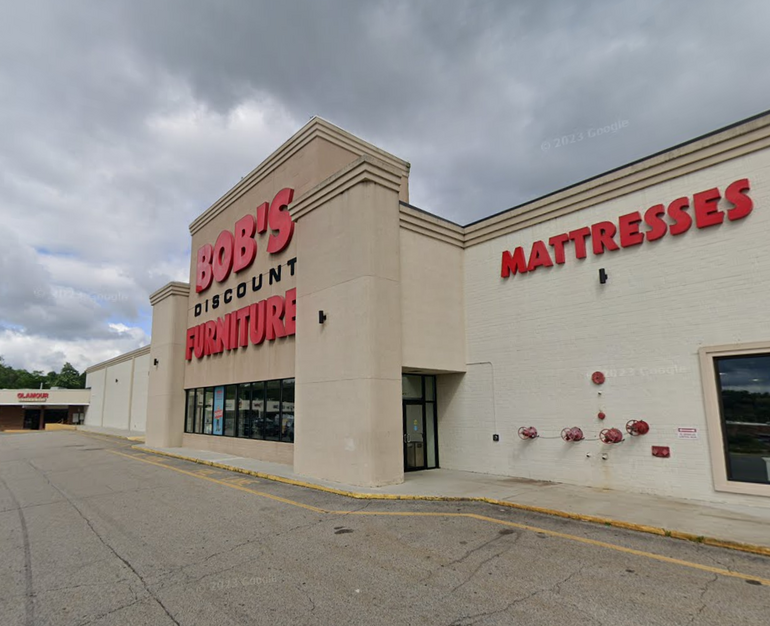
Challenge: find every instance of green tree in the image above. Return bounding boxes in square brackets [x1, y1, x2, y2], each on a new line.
[0, 357, 85, 390]
[0, 356, 13, 388]
[45, 370, 58, 388]
[53, 362, 83, 389]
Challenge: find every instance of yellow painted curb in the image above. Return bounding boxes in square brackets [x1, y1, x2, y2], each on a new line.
[135, 445, 770, 559]
[45, 424, 77, 431]
[79, 429, 136, 442]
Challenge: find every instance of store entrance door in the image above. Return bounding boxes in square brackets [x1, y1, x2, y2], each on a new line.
[403, 402, 426, 471]
[23, 410, 41, 430]
[402, 374, 439, 472]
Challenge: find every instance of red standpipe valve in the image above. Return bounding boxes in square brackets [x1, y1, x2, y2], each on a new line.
[600, 428, 624, 444]
[518, 427, 539, 440]
[561, 427, 585, 442]
[626, 420, 650, 436]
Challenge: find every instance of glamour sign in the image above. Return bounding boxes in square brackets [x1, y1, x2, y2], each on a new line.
[501, 179, 753, 278]
[17, 392, 48, 402]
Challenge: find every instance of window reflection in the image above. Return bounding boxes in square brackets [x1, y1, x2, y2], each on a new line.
[265, 380, 281, 441]
[250, 382, 265, 439]
[716, 355, 770, 485]
[237, 383, 251, 438]
[203, 388, 214, 435]
[281, 379, 295, 443]
[224, 385, 237, 437]
[402, 375, 422, 399]
[185, 390, 195, 433]
[194, 389, 204, 434]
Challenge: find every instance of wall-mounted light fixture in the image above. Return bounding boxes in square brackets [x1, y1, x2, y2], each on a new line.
[153, 358, 159, 366]
[599, 268, 608, 284]
[318, 310, 327, 324]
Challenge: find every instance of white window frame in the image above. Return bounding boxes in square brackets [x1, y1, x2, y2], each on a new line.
[699, 341, 770, 497]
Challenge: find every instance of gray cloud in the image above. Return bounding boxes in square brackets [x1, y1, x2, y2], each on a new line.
[1, 0, 769, 370]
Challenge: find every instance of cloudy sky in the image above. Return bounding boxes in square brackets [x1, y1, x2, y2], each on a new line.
[1, 0, 769, 373]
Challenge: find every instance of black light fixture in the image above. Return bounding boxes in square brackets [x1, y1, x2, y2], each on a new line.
[153, 358, 159, 366]
[599, 268, 608, 284]
[318, 310, 327, 324]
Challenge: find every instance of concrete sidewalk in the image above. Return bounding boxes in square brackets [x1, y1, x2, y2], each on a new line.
[135, 443, 770, 556]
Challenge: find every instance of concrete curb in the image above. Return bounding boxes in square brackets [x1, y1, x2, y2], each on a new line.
[136, 445, 770, 559]
[78, 427, 145, 442]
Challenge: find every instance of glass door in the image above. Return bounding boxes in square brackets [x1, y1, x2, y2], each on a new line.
[402, 374, 439, 471]
[404, 402, 426, 471]
[23, 410, 41, 430]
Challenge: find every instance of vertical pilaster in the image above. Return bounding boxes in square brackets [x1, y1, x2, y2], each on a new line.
[146, 282, 190, 448]
[291, 156, 404, 487]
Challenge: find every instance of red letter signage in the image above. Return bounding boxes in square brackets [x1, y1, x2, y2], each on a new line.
[195, 188, 295, 293]
[500, 179, 753, 281]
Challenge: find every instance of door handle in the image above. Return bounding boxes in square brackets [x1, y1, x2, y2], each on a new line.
[403, 433, 408, 443]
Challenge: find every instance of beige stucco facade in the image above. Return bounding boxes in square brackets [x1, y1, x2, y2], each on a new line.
[84, 112, 770, 504]
[292, 158, 405, 485]
[139, 119, 425, 487]
[135, 119, 466, 486]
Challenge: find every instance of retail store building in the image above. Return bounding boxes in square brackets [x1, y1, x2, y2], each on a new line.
[0, 389, 89, 430]
[86, 113, 770, 508]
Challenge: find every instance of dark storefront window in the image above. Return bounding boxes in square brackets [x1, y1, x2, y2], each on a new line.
[194, 388, 204, 434]
[184, 378, 296, 445]
[251, 382, 265, 439]
[224, 385, 237, 437]
[203, 388, 214, 434]
[402, 374, 423, 400]
[715, 354, 770, 485]
[185, 390, 195, 432]
[265, 380, 281, 441]
[237, 383, 251, 438]
[281, 379, 295, 443]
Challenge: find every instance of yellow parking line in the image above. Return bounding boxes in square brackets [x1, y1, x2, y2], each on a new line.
[109, 450, 326, 514]
[109, 449, 770, 587]
[460, 514, 770, 587]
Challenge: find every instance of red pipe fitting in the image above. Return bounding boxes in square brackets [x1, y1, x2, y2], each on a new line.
[625, 420, 650, 436]
[561, 427, 585, 442]
[518, 426, 539, 440]
[597, 411, 606, 420]
[600, 428, 624, 444]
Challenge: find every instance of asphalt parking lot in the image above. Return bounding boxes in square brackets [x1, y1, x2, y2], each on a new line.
[1, 431, 769, 625]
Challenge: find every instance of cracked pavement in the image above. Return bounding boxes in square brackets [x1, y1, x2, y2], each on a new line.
[1, 431, 769, 625]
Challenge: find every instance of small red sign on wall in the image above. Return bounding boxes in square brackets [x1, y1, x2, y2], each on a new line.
[17, 392, 49, 402]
